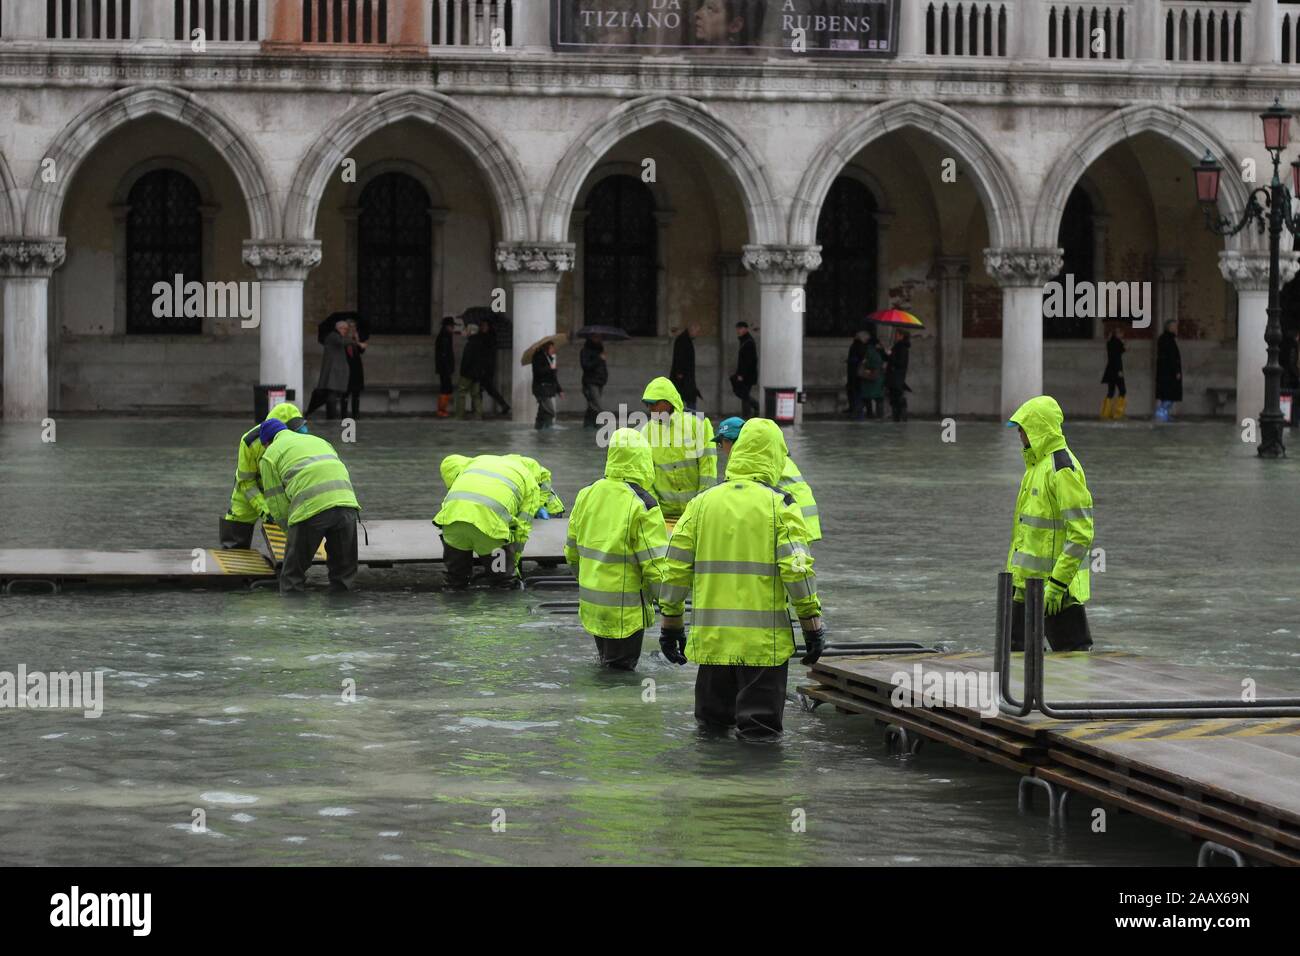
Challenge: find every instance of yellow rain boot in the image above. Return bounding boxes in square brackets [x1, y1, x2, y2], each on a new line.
[1113, 396, 1126, 420]
[1100, 397, 1113, 420]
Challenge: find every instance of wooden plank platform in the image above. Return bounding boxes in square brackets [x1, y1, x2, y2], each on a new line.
[803, 651, 1300, 865]
[261, 518, 571, 566]
[0, 548, 275, 586]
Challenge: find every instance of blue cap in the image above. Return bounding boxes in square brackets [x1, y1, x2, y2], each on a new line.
[714, 416, 744, 443]
[1005, 420, 1019, 428]
[259, 418, 288, 446]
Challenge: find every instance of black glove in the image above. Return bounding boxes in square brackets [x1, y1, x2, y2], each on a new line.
[800, 625, 827, 667]
[659, 627, 688, 665]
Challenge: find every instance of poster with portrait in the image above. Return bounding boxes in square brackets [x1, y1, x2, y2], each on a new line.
[551, 1, 900, 58]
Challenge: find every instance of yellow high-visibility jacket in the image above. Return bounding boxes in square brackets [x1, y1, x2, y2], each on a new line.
[639, 376, 717, 519]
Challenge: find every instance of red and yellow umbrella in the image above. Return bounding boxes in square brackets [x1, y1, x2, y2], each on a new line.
[867, 309, 925, 330]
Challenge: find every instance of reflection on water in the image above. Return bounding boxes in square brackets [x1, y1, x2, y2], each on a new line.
[0, 418, 1294, 864]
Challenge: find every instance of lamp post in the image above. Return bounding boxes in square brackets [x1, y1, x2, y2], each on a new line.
[1194, 97, 1299, 459]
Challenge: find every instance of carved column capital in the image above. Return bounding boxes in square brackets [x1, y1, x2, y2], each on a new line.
[741, 244, 822, 285]
[1219, 250, 1299, 292]
[496, 242, 575, 282]
[0, 237, 67, 278]
[983, 248, 1063, 288]
[241, 239, 322, 281]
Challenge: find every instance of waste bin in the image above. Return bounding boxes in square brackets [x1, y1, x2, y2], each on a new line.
[253, 384, 295, 423]
[764, 387, 798, 425]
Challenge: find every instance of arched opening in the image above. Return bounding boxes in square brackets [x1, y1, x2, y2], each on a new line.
[582, 175, 658, 337]
[125, 169, 205, 334]
[356, 171, 433, 335]
[1044, 186, 1096, 340]
[807, 177, 879, 337]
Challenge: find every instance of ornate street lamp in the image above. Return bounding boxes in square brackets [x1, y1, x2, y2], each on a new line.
[1196, 97, 1298, 459]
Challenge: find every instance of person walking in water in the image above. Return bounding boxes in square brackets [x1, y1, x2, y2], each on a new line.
[1100, 323, 1126, 420]
[1155, 320, 1183, 422]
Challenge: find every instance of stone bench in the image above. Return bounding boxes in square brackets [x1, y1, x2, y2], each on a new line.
[366, 382, 439, 414]
[1204, 386, 1236, 416]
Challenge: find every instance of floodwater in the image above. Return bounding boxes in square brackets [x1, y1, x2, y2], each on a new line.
[1, 415, 1297, 865]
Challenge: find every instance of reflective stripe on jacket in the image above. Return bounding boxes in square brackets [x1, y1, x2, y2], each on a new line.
[660, 419, 820, 667]
[564, 429, 669, 639]
[639, 376, 717, 519]
[1007, 395, 1094, 605]
[259, 431, 358, 527]
[777, 456, 820, 541]
[433, 453, 541, 553]
[230, 403, 305, 522]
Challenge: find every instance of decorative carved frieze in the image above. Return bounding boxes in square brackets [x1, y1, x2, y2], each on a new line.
[1219, 251, 1300, 292]
[741, 245, 822, 285]
[496, 243, 575, 280]
[0, 238, 67, 278]
[241, 240, 322, 281]
[983, 249, 1063, 288]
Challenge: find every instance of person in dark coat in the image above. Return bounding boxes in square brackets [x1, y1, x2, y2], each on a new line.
[730, 321, 759, 418]
[1100, 323, 1126, 420]
[455, 324, 487, 420]
[846, 330, 869, 420]
[435, 316, 456, 418]
[580, 334, 608, 428]
[671, 324, 703, 411]
[532, 341, 563, 430]
[477, 318, 511, 417]
[344, 319, 367, 419]
[1155, 320, 1183, 422]
[862, 329, 886, 420]
[306, 317, 352, 419]
[885, 329, 911, 422]
[1283, 327, 1300, 428]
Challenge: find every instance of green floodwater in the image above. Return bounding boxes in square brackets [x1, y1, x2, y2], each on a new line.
[0, 416, 1297, 865]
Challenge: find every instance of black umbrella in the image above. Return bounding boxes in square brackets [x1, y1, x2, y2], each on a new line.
[575, 325, 629, 340]
[317, 310, 366, 345]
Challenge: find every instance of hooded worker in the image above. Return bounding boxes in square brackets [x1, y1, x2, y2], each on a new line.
[504, 455, 565, 517]
[220, 402, 308, 550]
[258, 417, 360, 594]
[714, 416, 820, 541]
[434, 453, 542, 589]
[639, 376, 717, 520]
[658, 418, 825, 739]
[1007, 395, 1095, 651]
[564, 429, 670, 670]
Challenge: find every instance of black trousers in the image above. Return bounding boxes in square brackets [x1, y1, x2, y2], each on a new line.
[347, 385, 362, 419]
[280, 506, 359, 594]
[594, 631, 644, 670]
[888, 386, 908, 422]
[732, 381, 759, 418]
[219, 516, 255, 550]
[1106, 381, 1127, 398]
[438, 373, 455, 395]
[442, 541, 517, 590]
[481, 376, 510, 414]
[307, 389, 346, 420]
[1010, 601, 1093, 652]
[695, 661, 789, 739]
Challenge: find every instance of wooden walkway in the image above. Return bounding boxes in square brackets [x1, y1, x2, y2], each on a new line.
[801, 651, 1300, 866]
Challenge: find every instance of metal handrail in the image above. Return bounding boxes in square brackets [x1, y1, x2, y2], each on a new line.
[996, 575, 1300, 719]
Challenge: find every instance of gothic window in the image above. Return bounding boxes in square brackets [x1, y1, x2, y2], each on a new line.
[807, 177, 878, 337]
[1044, 186, 1095, 339]
[583, 175, 657, 337]
[126, 169, 203, 334]
[357, 172, 432, 334]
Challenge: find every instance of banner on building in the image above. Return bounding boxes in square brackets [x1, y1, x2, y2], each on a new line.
[552, 1, 900, 58]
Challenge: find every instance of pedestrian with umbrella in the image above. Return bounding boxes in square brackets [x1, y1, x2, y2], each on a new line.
[306, 312, 356, 420]
[523, 333, 567, 430]
[868, 309, 924, 423]
[343, 316, 368, 419]
[577, 325, 625, 428]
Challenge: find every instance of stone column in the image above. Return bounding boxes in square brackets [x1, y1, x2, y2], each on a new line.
[985, 249, 1062, 419]
[741, 245, 822, 424]
[1254, 0, 1280, 65]
[242, 240, 322, 408]
[936, 256, 969, 417]
[1019, 0, 1050, 59]
[1, 239, 67, 422]
[1133, 0, 1165, 62]
[897, 0, 926, 57]
[496, 242, 574, 424]
[875, 211, 895, 311]
[514, 0, 552, 51]
[1220, 250, 1299, 424]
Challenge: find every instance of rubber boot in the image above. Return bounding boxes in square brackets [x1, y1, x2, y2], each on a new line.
[1100, 397, 1113, 420]
[1112, 396, 1126, 420]
[220, 516, 255, 550]
[436, 393, 450, 418]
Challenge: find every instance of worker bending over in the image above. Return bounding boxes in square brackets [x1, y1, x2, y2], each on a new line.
[1007, 395, 1095, 651]
[258, 418, 361, 594]
[221, 402, 307, 549]
[658, 418, 826, 739]
[564, 429, 669, 670]
[639, 376, 716, 520]
[434, 453, 542, 590]
[505, 454, 565, 517]
[714, 416, 820, 541]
